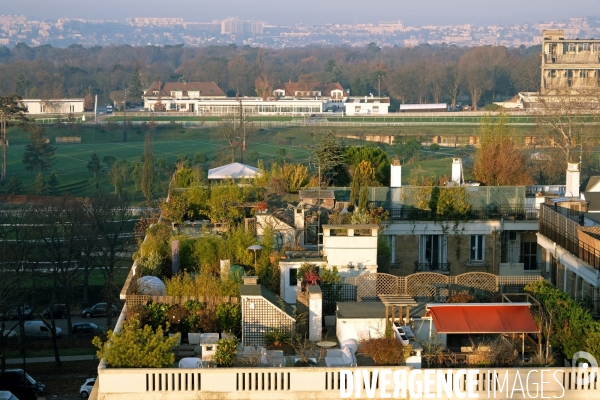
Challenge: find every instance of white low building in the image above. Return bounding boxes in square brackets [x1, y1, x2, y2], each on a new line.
[22, 98, 84, 114]
[344, 96, 390, 116]
[279, 224, 379, 304]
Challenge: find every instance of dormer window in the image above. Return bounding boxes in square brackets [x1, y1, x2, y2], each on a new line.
[152, 91, 159, 95]
[188, 91, 199, 98]
[171, 91, 183, 99]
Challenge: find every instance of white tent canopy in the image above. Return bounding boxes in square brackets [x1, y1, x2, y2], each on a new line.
[207, 162, 262, 180]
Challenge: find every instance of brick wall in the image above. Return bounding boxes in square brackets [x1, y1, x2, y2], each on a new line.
[393, 233, 497, 276]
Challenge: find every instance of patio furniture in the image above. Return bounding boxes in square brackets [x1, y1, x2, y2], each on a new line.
[178, 357, 202, 368]
[316, 341, 336, 349]
[261, 348, 286, 367]
[325, 341, 357, 367]
[188, 332, 202, 345]
[340, 339, 358, 354]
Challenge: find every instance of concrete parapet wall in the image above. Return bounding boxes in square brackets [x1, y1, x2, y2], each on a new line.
[97, 365, 600, 399]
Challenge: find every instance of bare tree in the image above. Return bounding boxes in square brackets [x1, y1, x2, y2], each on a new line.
[459, 48, 495, 109]
[533, 89, 600, 166]
[445, 62, 463, 107]
[85, 193, 133, 328]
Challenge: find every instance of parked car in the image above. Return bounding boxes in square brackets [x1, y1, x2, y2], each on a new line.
[42, 304, 67, 319]
[2, 330, 16, 338]
[72, 322, 105, 336]
[80, 377, 96, 398]
[0, 369, 45, 400]
[0, 391, 19, 400]
[0, 304, 32, 320]
[81, 303, 118, 318]
[23, 321, 62, 338]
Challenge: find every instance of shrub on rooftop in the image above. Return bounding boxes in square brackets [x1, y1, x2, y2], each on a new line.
[93, 318, 179, 368]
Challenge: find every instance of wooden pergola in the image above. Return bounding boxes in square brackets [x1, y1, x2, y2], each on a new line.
[379, 294, 418, 327]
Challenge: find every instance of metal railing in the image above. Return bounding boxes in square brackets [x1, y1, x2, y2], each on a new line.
[386, 206, 539, 221]
[415, 262, 450, 273]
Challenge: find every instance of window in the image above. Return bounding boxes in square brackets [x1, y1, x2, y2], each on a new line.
[40, 104, 46, 113]
[153, 91, 159, 95]
[470, 235, 485, 262]
[419, 235, 445, 267]
[373, 106, 379, 113]
[521, 242, 538, 270]
[289, 269, 298, 286]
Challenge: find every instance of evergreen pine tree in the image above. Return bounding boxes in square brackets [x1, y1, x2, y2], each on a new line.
[87, 152, 102, 179]
[47, 171, 59, 195]
[22, 124, 56, 172]
[6, 175, 22, 194]
[129, 62, 144, 104]
[33, 172, 46, 195]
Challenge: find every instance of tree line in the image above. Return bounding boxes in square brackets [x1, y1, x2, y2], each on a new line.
[0, 193, 135, 368]
[0, 42, 541, 107]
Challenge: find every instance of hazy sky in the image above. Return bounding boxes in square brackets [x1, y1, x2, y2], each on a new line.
[5, 0, 598, 26]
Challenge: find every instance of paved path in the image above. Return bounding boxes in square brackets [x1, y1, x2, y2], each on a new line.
[6, 354, 97, 364]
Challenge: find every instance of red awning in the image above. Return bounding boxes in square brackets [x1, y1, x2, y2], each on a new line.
[426, 304, 539, 334]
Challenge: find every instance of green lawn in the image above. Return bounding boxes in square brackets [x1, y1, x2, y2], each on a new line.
[2, 121, 527, 197]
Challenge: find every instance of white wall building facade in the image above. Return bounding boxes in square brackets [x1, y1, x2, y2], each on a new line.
[23, 98, 84, 114]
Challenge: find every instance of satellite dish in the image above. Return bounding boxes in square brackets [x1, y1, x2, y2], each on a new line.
[248, 245, 263, 251]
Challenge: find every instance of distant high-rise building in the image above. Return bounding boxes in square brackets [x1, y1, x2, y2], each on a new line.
[0, 15, 26, 24]
[221, 17, 265, 35]
[129, 17, 184, 27]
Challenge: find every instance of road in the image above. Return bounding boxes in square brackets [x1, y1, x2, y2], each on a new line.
[4, 314, 117, 335]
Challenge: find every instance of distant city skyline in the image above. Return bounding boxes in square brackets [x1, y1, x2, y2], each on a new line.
[3, 0, 599, 26]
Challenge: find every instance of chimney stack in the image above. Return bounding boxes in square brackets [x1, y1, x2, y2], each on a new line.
[242, 276, 259, 285]
[566, 162, 580, 198]
[390, 158, 401, 188]
[451, 158, 462, 185]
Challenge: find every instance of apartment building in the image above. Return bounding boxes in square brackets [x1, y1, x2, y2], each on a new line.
[541, 29, 600, 93]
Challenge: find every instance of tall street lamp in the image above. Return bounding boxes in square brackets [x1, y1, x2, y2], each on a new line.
[248, 245, 262, 270]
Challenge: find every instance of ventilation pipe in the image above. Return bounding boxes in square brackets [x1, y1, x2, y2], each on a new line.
[565, 162, 580, 198]
[451, 158, 462, 185]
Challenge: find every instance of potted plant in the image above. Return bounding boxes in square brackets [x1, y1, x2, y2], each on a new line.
[213, 337, 238, 367]
[264, 328, 295, 355]
[297, 262, 321, 292]
[290, 334, 324, 367]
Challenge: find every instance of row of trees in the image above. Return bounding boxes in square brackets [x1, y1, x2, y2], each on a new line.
[0, 42, 541, 107]
[0, 193, 135, 368]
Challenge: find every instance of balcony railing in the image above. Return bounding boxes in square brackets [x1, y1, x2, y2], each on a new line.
[415, 262, 450, 273]
[387, 206, 539, 221]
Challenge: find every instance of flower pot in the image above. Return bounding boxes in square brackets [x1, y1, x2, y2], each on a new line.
[266, 342, 295, 356]
[188, 332, 201, 345]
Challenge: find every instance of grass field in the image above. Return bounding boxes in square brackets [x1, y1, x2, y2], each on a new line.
[2, 121, 490, 197]
[106, 113, 543, 124]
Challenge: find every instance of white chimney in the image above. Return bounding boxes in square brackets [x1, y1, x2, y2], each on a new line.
[451, 158, 462, 185]
[566, 162, 580, 198]
[390, 159, 401, 188]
